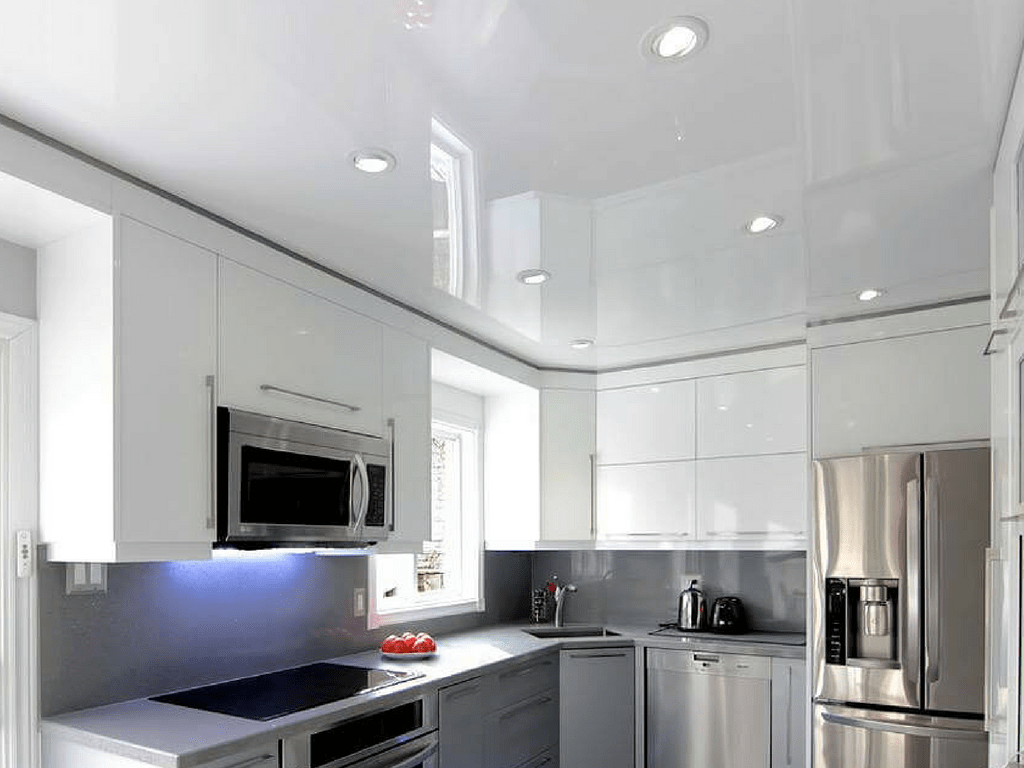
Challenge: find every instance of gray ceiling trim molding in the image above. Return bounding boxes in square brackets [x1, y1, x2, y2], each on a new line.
[806, 294, 990, 328]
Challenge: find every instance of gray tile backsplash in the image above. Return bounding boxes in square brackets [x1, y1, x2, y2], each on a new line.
[40, 548, 804, 716]
[531, 550, 806, 631]
[39, 551, 531, 716]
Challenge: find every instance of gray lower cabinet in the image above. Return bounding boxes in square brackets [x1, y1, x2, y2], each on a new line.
[770, 658, 806, 768]
[559, 647, 635, 768]
[438, 677, 486, 768]
[438, 651, 559, 768]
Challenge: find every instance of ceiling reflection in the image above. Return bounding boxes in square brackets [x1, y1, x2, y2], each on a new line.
[0, 0, 1019, 366]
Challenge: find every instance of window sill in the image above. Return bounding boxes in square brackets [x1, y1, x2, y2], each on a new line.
[368, 597, 485, 630]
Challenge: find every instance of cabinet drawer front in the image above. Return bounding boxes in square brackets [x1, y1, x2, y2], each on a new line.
[514, 745, 558, 768]
[438, 677, 486, 768]
[492, 653, 559, 710]
[485, 689, 559, 768]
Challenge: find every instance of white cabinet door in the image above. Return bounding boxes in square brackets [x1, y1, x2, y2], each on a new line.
[812, 326, 989, 457]
[560, 648, 635, 768]
[377, 327, 431, 551]
[697, 367, 806, 457]
[541, 389, 596, 541]
[596, 462, 695, 538]
[219, 259, 383, 435]
[771, 659, 806, 768]
[597, 379, 695, 465]
[696, 454, 807, 540]
[118, 218, 218, 546]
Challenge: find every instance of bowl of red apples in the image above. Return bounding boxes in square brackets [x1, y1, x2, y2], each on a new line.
[380, 631, 437, 660]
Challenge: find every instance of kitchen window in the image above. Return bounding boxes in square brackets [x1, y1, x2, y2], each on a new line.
[369, 391, 483, 627]
[431, 118, 478, 302]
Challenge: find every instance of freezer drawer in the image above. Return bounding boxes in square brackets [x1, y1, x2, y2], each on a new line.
[646, 649, 770, 768]
[812, 703, 987, 768]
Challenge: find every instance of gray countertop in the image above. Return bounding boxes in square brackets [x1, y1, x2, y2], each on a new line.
[41, 623, 806, 768]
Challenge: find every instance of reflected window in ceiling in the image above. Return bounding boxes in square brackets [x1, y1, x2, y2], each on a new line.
[431, 118, 478, 303]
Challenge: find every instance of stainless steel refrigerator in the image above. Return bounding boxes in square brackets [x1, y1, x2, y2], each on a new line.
[811, 448, 990, 768]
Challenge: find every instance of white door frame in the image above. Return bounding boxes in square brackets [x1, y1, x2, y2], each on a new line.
[0, 312, 39, 768]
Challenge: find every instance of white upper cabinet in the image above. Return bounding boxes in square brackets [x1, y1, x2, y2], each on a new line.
[696, 453, 807, 540]
[39, 216, 217, 562]
[812, 325, 989, 457]
[597, 379, 696, 464]
[697, 367, 807, 457]
[596, 461, 696, 539]
[540, 388, 596, 541]
[377, 327, 432, 552]
[218, 259, 384, 436]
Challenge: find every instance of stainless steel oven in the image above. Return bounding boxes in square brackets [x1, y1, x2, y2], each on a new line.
[281, 696, 438, 768]
[217, 407, 391, 547]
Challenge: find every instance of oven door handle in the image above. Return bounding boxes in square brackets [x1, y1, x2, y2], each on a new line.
[352, 739, 438, 768]
[350, 452, 370, 531]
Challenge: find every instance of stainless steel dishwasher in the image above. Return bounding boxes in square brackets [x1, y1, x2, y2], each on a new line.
[646, 648, 771, 768]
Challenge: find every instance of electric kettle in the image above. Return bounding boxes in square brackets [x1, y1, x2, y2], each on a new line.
[677, 579, 708, 630]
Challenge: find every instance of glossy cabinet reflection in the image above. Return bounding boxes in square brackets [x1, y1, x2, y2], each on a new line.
[597, 380, 695, 465]
[697, 367, 806, 457]
[596, 462, 696, 539]
[696, 454, 807, 539]
[540, 389, 596, 541]
[218, 259, 384, 436]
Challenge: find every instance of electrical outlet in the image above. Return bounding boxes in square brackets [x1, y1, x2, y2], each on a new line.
[680, 573, 702, 592]
[16, 530, 32, 578]
[353, 587, 366, 617]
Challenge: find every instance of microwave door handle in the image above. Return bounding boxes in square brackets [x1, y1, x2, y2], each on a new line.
[352, 453, 370, 530]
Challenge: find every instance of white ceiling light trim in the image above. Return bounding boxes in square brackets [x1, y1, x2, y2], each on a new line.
[745, 214, 782, 234]
[642, 17, 709, 63]
[857, 288, 885, 302]
[517, 268, 551, 285]
[350, 149, 397, 174]
[569, 338, 594, 349]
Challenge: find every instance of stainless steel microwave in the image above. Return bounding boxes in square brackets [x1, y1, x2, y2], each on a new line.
[217, 407, 391, 547]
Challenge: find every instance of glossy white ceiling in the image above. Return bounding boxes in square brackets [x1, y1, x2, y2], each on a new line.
[0, 0, 1020, 368]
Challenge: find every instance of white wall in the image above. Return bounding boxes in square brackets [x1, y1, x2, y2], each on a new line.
[0, 237, 35, 319]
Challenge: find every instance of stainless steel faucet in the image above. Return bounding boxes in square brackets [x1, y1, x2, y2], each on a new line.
[553, 583, 577, 628]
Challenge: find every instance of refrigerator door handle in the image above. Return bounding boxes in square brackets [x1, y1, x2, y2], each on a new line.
[924, 474, 941, 685]
[905, 475, 922, 698]
[820, 711, 986, 741]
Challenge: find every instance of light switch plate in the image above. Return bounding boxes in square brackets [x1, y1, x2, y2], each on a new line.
[353, 587, 366, 617]
[66, 562, 107, 594]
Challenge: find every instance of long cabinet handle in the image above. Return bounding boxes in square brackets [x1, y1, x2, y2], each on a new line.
[590, 453, 597, 537]
[569, 651, 628, 659]
[259, 384, 361, 413]
[205, 375, 216, 531]
[219, 755, 274, 768]
[499, 694, 554, 721]
[622, 532, 689, 537]
[998, 263, 1024, 321]
[984, 547, 1000, 732]
[444, 682, 481, 701]
[525, 756, 553, 768]
[500, 660, 553, 679]
[820, 712, 986, 741]
[705, 530, 804, 537]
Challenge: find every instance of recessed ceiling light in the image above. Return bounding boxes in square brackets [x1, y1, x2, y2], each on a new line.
[746, 214, 782, 234]
[350, 149, 396, 174]
[858, 288, 884, 302]
[517, 269, 551, 285]
[569, 338, 594, 350]
[642, 17, 709, 63]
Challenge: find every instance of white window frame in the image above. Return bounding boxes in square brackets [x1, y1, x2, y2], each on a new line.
[430, 118, 479, 305]
[367, 385, 484, 629]
[0, 314, 40, 768]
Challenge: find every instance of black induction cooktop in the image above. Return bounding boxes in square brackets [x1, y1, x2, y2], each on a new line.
[151, 662, 421, 721]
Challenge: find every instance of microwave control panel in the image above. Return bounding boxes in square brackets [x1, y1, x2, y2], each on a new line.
[366, 464, 387, 527]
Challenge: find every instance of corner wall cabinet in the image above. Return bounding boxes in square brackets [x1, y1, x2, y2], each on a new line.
[39, 215, 218, 562]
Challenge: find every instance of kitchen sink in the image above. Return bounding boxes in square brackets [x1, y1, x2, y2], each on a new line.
[524, 626, 621, 638]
